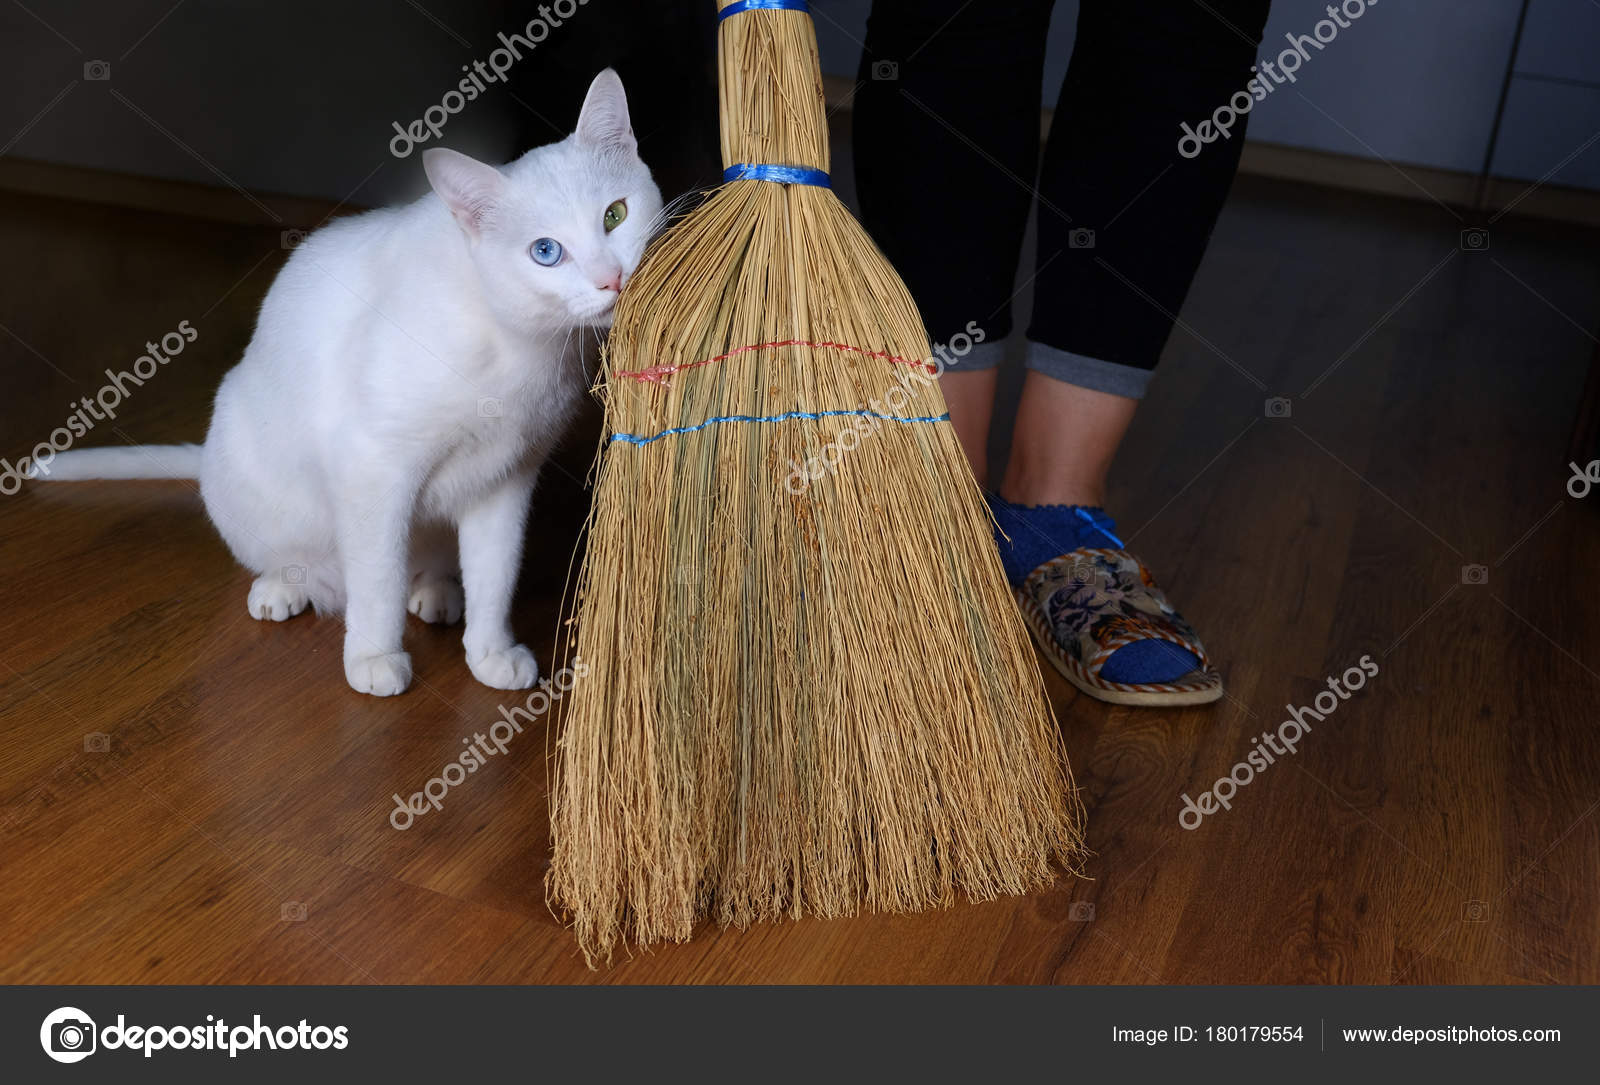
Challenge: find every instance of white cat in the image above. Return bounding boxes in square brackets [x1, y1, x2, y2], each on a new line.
[38, 69, 663, 698]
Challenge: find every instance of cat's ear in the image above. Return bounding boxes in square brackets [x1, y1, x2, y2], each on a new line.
[574, 68, 635, 154]
[423, 148, 506, 238]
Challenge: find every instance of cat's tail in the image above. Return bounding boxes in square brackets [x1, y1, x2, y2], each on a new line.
[33, 443, 202, 481]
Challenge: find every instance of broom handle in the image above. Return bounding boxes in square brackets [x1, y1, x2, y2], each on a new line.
[715, 0, 831, 176]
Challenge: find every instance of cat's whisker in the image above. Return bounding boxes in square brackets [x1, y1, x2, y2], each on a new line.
[643, 185, 713, 241]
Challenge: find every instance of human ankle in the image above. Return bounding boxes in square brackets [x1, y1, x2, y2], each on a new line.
[998, 454, 1106, 508]
[997, 471, 1105, 509]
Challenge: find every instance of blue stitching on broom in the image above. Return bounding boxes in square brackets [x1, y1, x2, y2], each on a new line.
[611, 409, 951, 446]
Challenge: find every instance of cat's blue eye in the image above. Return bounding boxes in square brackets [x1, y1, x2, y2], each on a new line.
[530, 238, 563, 266]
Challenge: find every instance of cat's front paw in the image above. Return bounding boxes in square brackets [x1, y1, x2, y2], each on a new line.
[408, 577, 464, 625]
[467, 643, 539, 690]
[345, 650, 413, 697]
[248, 574, 309, 622]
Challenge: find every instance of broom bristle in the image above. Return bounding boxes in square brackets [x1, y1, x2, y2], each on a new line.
[547, 0, 1084, 965]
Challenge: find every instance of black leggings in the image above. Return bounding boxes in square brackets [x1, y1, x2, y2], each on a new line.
[853, 0, 1272, 398]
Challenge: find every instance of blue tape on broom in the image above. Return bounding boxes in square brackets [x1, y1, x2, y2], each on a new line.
[718, 0, 810, 20]
[722, 163, 831, 187]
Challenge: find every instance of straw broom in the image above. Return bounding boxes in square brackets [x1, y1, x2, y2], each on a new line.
[548, 0, 1083, 964]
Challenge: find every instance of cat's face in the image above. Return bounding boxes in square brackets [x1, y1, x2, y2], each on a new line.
[423, 69, 663, 334]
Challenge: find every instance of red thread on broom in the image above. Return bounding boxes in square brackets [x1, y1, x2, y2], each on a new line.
[615, 338, 937, 384]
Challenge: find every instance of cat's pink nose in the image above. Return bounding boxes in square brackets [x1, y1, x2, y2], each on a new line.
[596, 270, 622, 292]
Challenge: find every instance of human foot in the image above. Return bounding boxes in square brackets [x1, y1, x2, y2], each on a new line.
[987, 496, 1220, 703]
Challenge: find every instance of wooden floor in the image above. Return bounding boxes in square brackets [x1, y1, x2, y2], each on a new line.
[2, 174, 1598, 984]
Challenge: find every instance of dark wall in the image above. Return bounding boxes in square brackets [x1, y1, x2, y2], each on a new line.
[0, 0, 721, 208]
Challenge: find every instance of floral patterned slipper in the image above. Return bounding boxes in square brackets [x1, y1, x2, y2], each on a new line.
[1014, 548, 1223, 707]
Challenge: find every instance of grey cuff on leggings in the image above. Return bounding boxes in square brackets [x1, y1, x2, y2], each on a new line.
[1025, 340, 1154, 400]
[936, 338, 1007, 373]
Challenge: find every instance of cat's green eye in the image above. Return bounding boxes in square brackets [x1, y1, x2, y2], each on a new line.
[603, 199, 627, 233]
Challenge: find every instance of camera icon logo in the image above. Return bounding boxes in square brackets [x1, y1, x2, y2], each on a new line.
[280, 229, 309, 250]
[1462, 564, 1489, 585]
[1068, 901, 1095, 922]
[871, 59, 899, 81]
[281, 563, 307, 585]
[83, 60, 111, 81]
[1264, 396, 1292, 418]
[1065, 561, 1098, 587]
[478, 396, 503, 419]
[281, 901, 308, 921]
[84, 732, 110, 753]
[1463, 899, 1489, 922]
[1460, 228, 1489, 252]
[1068, 227, 1096, 250]
[40, 1007, 97, 1063]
